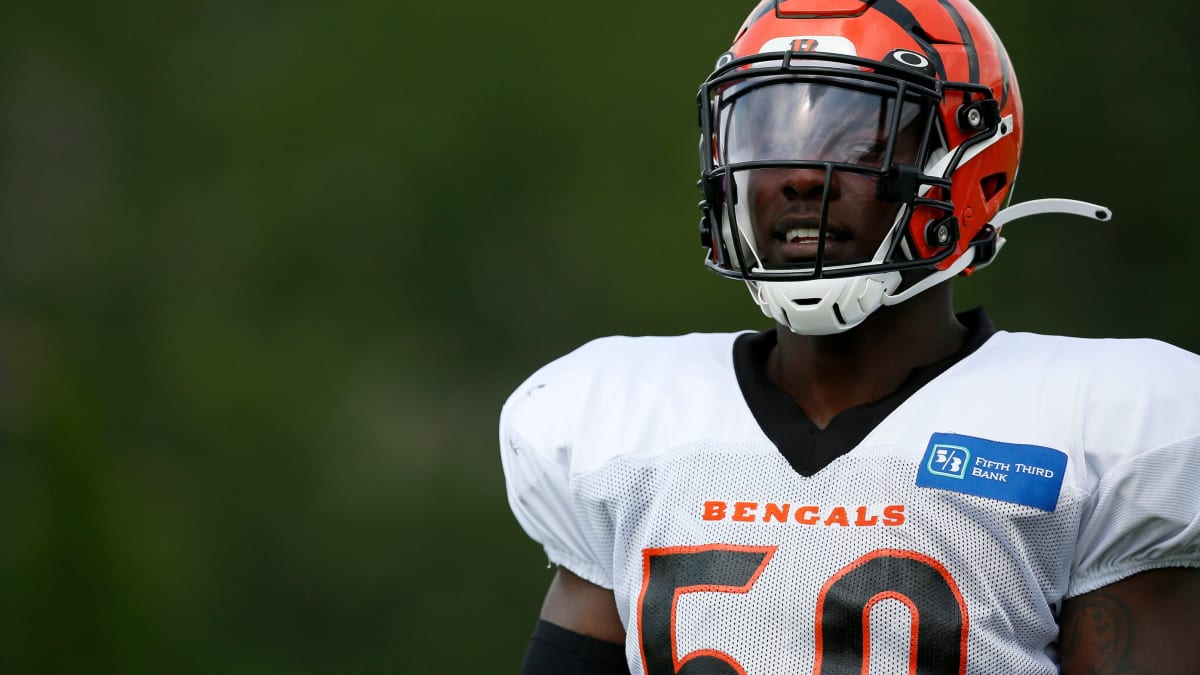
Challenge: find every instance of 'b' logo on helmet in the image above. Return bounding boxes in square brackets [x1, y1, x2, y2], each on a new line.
[758, 35, 857, 57]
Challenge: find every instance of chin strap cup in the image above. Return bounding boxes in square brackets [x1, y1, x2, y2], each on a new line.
[990, 198, 1112, 229]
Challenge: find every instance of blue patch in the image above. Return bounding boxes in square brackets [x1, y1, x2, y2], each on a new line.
[916, 433, 1068, 511]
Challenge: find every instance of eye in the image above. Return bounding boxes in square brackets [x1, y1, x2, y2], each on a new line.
[831, 139, 888, 166]
[846, 140, 886, 161]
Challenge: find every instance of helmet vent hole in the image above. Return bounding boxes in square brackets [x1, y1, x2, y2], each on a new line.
[792, 298, 821, 306]
[981, 173, 1007, 202]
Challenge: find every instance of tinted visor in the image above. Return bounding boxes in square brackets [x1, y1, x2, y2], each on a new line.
[717, 79, 930, 169]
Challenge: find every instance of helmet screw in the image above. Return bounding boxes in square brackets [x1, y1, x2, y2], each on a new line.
[966, 108, 982, 128]
[924, 219, 954, 247]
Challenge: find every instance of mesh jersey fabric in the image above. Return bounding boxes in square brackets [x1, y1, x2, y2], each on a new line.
[499, 324, 1200, 674]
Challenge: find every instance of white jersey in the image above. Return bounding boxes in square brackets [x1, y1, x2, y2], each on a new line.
[499, 315, 1200, 674]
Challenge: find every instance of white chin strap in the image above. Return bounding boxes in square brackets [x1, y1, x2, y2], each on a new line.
[991, 198, 1112, 229]
[751, 198, 1112, 335]
[966, 198, 1113, 273]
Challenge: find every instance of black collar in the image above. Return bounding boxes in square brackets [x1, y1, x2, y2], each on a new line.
[732, 308, 996, 476]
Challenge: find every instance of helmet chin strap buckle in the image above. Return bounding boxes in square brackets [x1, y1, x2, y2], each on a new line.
[990, 198, 1112, 229]
[966, 224, 1000, 269]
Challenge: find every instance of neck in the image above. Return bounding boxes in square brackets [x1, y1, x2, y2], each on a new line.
[767, 283, 966, 429]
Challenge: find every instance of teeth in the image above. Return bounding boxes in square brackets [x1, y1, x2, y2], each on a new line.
[785, 227, 827, 242]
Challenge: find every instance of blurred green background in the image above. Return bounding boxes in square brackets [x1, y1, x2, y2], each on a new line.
[1, 1, 1196, 672]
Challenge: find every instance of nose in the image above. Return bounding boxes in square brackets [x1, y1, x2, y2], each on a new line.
[777, 166, 840, 202]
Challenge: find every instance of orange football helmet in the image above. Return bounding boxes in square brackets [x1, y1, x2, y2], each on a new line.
[697, 0, 1109, 334]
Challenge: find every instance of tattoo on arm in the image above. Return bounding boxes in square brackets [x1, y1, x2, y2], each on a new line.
[1059, 590, 1149, 675]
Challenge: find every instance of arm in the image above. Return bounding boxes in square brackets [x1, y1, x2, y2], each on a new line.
[1059, 567, 1200, 674]
[519, 568, 629, 675]
[540, 567, 627, 643]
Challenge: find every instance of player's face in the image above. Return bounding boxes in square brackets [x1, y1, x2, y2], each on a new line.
[721, 82, 926, 266]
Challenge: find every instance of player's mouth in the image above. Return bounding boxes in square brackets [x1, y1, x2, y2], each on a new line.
[770, 219, 851, 262]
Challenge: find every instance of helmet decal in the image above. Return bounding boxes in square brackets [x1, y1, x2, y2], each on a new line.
[869, 0, 948, 79]
[933, 0, 980, 82]
[885, 49, 936, 76]
[758, 35, 858, 56]
[980, 20, 1012, 108]
[742, 0, 777, 33]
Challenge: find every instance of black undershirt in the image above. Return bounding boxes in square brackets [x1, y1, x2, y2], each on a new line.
[521, 620, 630, 675]
[732, 308, 996, 477]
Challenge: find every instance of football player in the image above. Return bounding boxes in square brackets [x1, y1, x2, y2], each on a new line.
[500, 1, 1200, 673]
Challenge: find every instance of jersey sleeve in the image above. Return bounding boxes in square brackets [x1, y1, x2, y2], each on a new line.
[1067, 341, 1200, 597]
[499, 354, 613, 589]
[1068, 434, 1200, 596]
